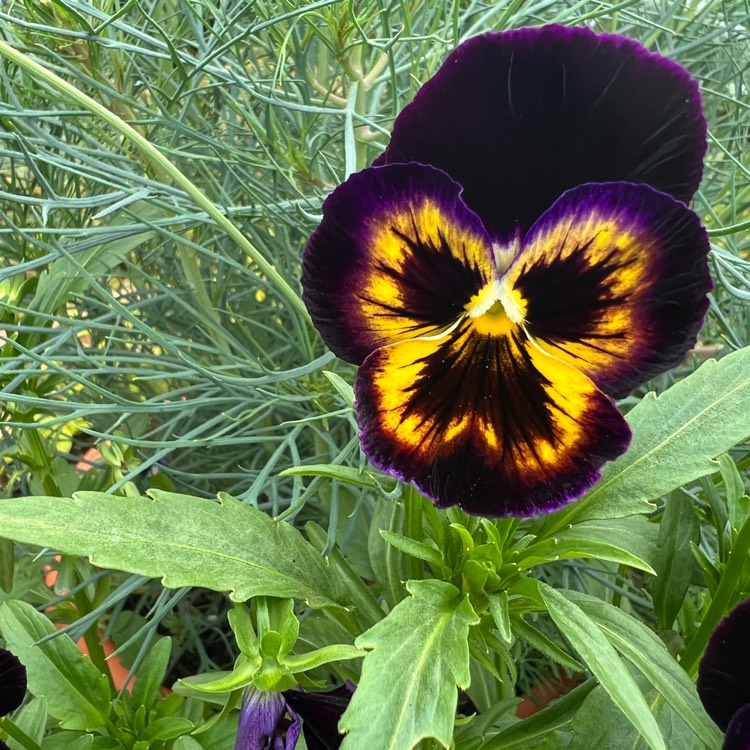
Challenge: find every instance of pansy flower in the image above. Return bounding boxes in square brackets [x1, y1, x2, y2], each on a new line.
[235, 682, 353, 750]
[302, 25, 711, 517]
[697, 599, 750, 750]
[0, 646, 27, 750]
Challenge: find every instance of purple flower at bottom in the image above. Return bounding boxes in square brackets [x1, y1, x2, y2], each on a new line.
[697, 599, 750, 750]
[235, 683, 354, 750]
[0, 647, 27, 750]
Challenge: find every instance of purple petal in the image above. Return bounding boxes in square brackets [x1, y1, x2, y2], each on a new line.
[504, 182, 711, 399]
[301, 163, 495, 365]
[0, 647, 26, 716]
[284, 683, 354, 750]
[725, 705, 750, 750]
[235, 688, 296, 750]
[355, 320, 631, 516]
[378, 25, 706, 243]
[698, 599, 750, 732]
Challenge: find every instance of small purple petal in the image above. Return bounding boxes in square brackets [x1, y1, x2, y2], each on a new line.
[725, 705, 750, 750]
[0, 647, 26, 716]
[284, 683, 354, 750]
[698, 599, 750, 732]
[235, 687, 296, 750]
[378, 25, 706, 243]
[302, 163, 495, 365]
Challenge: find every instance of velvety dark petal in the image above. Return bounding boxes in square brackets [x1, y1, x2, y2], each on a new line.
[698, 600, 750, 732]
[302, 163, 495, 365]
[378, 25, 706, 242]
[0, 647, 26, 716]
[284, 682, 354, 749]
[725, 704, 750, 750]
[235, 688, 297, 750]
[355, 320, 631, 516]
[503, 182, 711, 399]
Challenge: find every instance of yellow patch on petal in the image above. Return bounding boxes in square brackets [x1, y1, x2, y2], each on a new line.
[504, 204, 664, 386]
[357, 320, 627, 514]
[355, 198, 496, 343]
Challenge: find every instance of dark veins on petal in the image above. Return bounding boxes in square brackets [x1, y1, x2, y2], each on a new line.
[361, 222, 481, 333]
[519, 237, 634, 355]
[378, 24, 706, 242]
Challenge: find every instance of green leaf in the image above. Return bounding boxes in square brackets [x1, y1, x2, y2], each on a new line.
[538, 585, 665, 750]
[652, 495, 700, 630]
[0, 600, 111, 731]
[284, 643, 364, 672]
[521, 517, 658, 573]
[322, 370, 355, 407]
[7, 695, 47, 750]
[280, 464, 383, 491]
[41, 734, 94, 750]
[565, 592, 723, 749]
[481, 679, 596, 749]
[368, 498, 407, 608]
[562, 347, 750, 525]
[131, 637, 172, 711]
[567, 682, 708, 750]
[488, 592, 512, 643]
[717, 453, 750, 531]
[380, 530, 445, 568]
[340, 579, 479, 750]
[0, 491, 335, 607]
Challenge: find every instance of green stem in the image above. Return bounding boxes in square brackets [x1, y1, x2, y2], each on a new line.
[680, 512, 750, 676]
[403, 486, 425, 583]
[0, 40, 310, 324]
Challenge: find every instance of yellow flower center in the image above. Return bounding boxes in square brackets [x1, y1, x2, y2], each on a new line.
[465, 278, 527, 336]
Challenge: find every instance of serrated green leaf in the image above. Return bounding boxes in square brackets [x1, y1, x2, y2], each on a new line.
[563, 348, 750, 525]
[566, 592, 723, 748]
[652, 496, 700, 630]
[0, 490, 335, 607]
[539, 585, 664, 750]
[0, 600, 111, 731]
[340, 579, 478, 750]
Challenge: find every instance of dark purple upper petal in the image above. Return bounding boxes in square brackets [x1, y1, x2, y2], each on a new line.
[698, 599, 750, 732]
[0, 647, 26, 716]
[284, 682, 354, 749]
[378, 24, 706, 243]
[725, 704, 750, 750]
